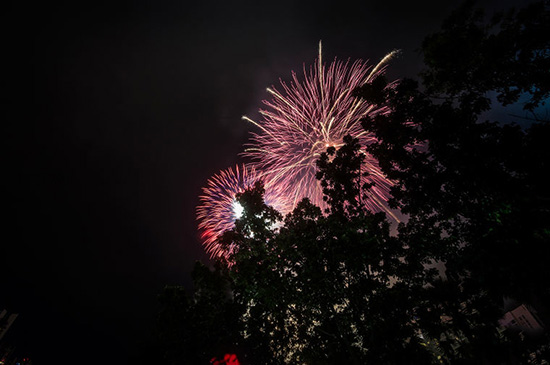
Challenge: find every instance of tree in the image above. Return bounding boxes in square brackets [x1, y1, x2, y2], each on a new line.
[355, 0, 550, 362]
[421, 0, 549, 112]
[156, 262, 240, 364]
[214, 136, 433, 364]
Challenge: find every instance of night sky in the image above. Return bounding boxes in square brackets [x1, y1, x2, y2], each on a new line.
[3, 0, 527, 363]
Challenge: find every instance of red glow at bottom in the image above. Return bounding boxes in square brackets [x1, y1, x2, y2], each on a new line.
[210, 353, 240, 365]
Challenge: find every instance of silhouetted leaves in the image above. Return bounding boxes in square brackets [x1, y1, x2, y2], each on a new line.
[355, 1, 550, 362]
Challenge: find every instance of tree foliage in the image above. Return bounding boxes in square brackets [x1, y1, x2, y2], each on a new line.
[217, 137, 432, 364]
[156, 262, 240, 364]
[421, 0, 549, 111]
[355, 0, 550, 362]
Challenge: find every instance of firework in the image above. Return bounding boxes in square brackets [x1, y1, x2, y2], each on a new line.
[243, 42, 399, 218]
[197, 164, 287, 259]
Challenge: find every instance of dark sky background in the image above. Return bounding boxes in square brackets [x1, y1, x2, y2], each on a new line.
[2, 0, 527, 363]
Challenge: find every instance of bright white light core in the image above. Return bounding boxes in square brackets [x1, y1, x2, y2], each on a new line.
[232, 201, 244, 219]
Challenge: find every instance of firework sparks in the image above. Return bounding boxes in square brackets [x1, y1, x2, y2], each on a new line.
[197, 164, 287, 259]
[243, 42, 399, 218]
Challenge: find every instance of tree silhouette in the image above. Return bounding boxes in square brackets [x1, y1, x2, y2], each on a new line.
[218, 137, 431, 364]
[355, 0, 550, 362]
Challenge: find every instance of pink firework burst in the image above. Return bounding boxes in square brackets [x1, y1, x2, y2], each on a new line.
[197, 164, 287, 259]
[243, 42, 399, 218]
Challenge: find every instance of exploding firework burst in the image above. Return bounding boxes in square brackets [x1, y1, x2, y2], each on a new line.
[243, 42, 399, 218]
[197, 164, 286, 259]
[197, 44, 399, 259]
